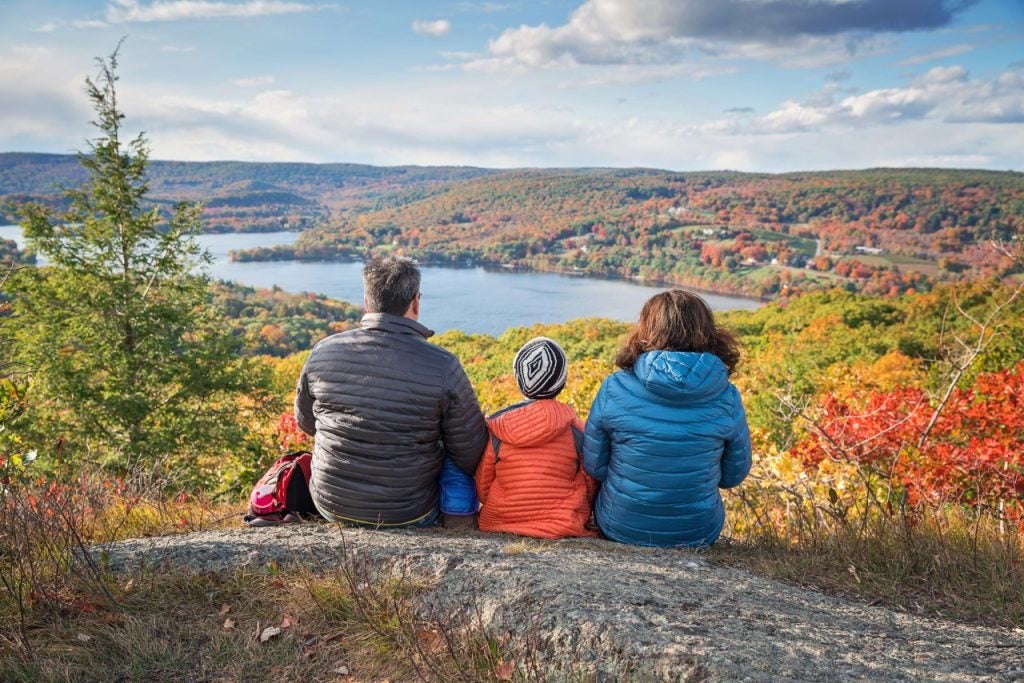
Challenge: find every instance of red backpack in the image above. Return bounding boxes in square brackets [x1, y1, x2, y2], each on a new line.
[244, 451, 321, 526]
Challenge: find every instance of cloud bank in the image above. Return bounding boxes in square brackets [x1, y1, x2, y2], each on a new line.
[470, 0, 979, 70]
[742, 65, 1024, 136]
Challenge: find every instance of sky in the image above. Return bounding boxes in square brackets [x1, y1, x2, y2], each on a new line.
[1, 0, 1022, 173]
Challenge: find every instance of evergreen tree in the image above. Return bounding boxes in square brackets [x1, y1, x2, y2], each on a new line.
[5, 45, 271, 488]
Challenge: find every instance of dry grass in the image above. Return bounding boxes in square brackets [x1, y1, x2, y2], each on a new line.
[716, 501, 1024, 627]
[0, 556, 591, 682]
[0, 471, 563, 682]
[501, 539, 559, 555]
[0, 469, 603, 682]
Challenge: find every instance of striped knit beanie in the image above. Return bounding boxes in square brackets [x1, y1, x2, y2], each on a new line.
[513, 337, 567, 399]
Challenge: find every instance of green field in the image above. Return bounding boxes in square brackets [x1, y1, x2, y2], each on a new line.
[843, 253, 940, 277]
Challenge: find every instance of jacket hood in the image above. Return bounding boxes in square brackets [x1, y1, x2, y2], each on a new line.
[488, 400, 577, 448]
[632, 351, 729, 404]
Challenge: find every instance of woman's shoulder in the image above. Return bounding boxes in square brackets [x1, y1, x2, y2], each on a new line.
[598, 367, 637, 391]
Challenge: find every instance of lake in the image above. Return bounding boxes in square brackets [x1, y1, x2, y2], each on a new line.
[1, 226, 761, 336]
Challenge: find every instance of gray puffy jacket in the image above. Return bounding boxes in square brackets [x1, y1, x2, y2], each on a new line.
[295, 313, 488, 525]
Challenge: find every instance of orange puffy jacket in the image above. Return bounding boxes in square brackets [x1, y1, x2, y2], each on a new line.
[476, 399, 598, 539]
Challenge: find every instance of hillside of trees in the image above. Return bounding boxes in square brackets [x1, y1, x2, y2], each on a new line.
[211, 281, 362, 357]
[250, 167, 1022, 299]
[0, 152, 496, 233]
[4, 154, 1020, 300]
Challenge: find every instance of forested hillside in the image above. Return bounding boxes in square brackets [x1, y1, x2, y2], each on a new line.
[211, 281, 361, 357]
[253, 167, 1023, 299]
[0, 152, 495, 233]
[4, 154, 1020, 300]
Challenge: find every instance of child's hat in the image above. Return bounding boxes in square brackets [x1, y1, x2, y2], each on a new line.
[514, 336, 567, 399]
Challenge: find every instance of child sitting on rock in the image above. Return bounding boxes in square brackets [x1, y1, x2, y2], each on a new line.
[475, 337, 598, 539]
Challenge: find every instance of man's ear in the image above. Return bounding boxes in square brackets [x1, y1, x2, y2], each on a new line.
[409, 294, 420, 318]
[363, 296, 370, 311]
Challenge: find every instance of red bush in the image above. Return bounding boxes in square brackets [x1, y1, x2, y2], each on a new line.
[794, 363, 1024, 518]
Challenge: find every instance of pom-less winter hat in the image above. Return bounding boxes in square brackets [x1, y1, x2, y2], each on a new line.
[514, 336, 567, 399]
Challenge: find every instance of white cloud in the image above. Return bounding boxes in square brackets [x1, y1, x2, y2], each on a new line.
[72, 19, 109, 29]
[35, 22, 61, 33]
[104, 0, 326, 23]
[456, 2, 511, 12]
[0, 47, 94, 149]
[412, 19, 452, 37]
[232, 75, 276, 86]
[117, 69, 1021, 171]
[739, 65, 1024, 135]
[471, 0, 975, 72]
[161, 44, 197, 53]
[557, 62, 740, 88]
[895, 43, 975, 67]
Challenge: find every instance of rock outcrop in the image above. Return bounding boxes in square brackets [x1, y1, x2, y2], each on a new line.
[99, 525, 1024, 682]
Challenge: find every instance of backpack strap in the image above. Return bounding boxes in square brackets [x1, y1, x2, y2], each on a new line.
[487, 400, 532, 465]
[491, 434, 502, 463]
[570, 424, 585, 473]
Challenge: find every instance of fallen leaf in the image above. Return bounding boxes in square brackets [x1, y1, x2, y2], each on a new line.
[494, 660, 515, 681]
[76, 633, 92, 643]
[223, 618, 236, 630]
[98, 612, 124, 626]
[122, 579, 135, 592]
[416, 627, 442, 652]
[334, 665, 350, 675]
[271, 578, 285, 589]
[218, 603, 231, 617]
[280, 614, 294, 629]
[73, 599, 99, 614]
[260, 626, 282, 643]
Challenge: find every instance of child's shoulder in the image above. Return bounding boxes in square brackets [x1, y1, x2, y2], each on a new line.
[487, 399, 534, 421]
[487, 398, 580, 425]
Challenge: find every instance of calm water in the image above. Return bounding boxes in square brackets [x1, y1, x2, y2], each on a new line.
[1, 226, 761, 335]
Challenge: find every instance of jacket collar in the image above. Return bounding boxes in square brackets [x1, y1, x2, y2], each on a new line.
[360, 312, 434, 339]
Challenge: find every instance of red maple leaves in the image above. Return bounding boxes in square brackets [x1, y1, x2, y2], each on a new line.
[794, 363, 1024, 518]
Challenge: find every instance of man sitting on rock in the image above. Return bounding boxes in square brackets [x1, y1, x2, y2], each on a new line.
[294, 255, 488, 527]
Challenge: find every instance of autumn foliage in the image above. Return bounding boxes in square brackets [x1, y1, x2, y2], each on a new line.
[276, 412, 313, 452]
[793, 363, 1024, 518]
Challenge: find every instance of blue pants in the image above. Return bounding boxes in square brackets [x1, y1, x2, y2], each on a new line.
[439, 458, 478, 516]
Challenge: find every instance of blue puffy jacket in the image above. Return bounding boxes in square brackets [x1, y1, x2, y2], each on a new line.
[583, 351, 752, 547]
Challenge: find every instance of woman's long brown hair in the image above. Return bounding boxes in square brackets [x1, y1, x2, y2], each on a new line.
[615, 289, 740, 375]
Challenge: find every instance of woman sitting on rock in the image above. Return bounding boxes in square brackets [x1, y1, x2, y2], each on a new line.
[583, 289, 751, 547]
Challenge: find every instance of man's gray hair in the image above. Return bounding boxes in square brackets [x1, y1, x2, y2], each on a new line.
[363, 255, 421, 316]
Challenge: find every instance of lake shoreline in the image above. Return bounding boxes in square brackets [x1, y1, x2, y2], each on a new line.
[229, 249, 770, 306]
[2, 225, 763, 335]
